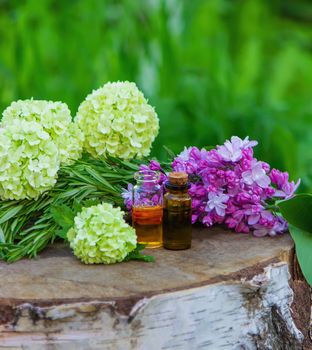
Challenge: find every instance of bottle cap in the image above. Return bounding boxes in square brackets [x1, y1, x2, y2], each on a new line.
[168, 172, 188, 186]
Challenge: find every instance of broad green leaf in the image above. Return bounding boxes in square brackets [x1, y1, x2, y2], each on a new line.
[288, 224, 312, 286]
[278, 194, 312, 233]
[50, 205, 75, 230]
[83, 198, 101, 208]
[72, 200, 83, 215]
[136, 243, 146, 251]
[124, 244, 155, 262]
[55, 228, 68, 240]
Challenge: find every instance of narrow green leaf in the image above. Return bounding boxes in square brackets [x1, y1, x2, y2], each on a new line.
[85, 167, 116, 191]
[0, 205, 23, 224]
[55, 188, 83, 199]
[163, 145, 176, 159]
[0, 226, 5, 243]
[118, 160, 139, 171]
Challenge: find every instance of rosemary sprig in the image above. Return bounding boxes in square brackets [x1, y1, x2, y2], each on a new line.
[0, 154, 141, 262]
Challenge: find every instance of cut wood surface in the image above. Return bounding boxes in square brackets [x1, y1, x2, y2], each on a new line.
[0, 226, 294, 300]
[0, 226, 310, 350]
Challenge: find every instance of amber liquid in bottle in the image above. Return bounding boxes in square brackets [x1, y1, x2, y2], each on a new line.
[163, 172, 192, 250]
[132, 206, 163, 248]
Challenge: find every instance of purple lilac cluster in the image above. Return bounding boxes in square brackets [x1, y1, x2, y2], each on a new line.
[122, 136, 300, 236]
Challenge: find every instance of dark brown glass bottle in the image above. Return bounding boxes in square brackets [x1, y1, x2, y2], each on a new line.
[163, 172, 192, 250]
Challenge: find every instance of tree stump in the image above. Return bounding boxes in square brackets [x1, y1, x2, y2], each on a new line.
[0, 226, 310, 350]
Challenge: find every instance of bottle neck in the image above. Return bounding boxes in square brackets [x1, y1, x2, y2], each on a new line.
[136, 180, 158, 186]
[134, 170, 160, 185]
[167, 188, 189, 194]
[165, 181, 190, 194]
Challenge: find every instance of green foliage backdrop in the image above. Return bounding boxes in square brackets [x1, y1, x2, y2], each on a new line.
[1, 0, 312, 189]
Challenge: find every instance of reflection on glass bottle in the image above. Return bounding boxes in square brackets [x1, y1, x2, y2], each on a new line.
[132, 170, 163, 248]
[163, 172, 192, 250]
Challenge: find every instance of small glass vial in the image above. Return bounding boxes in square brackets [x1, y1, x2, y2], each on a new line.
[132, 170, 163, 248]
[163, 172, 192, 250]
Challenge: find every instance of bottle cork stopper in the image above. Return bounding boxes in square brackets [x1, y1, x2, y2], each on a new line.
[168, 172, 188, 186]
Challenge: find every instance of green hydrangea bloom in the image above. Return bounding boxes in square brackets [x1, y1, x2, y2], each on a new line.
[56, 122, 85, 165]
[67, 203, 137, 264]
[75, 81, 159, 159]
[0, 119, 60, 200]
[2, 99, 84, 165]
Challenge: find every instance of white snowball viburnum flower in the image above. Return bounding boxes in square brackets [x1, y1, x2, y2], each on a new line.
[75, 81, 159, 159]
[56, 122, 85, 165]
[67, 203, 137, 264]
[2, 99, 84, 165]
[0, 119, 60, 200]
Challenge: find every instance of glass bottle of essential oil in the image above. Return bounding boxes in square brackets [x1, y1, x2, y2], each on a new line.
[163, 172, 192, 250]
[132, 170, 163, 248]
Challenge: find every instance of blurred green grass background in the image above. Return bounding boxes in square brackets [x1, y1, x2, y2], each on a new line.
[0, 0, 312, 190]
